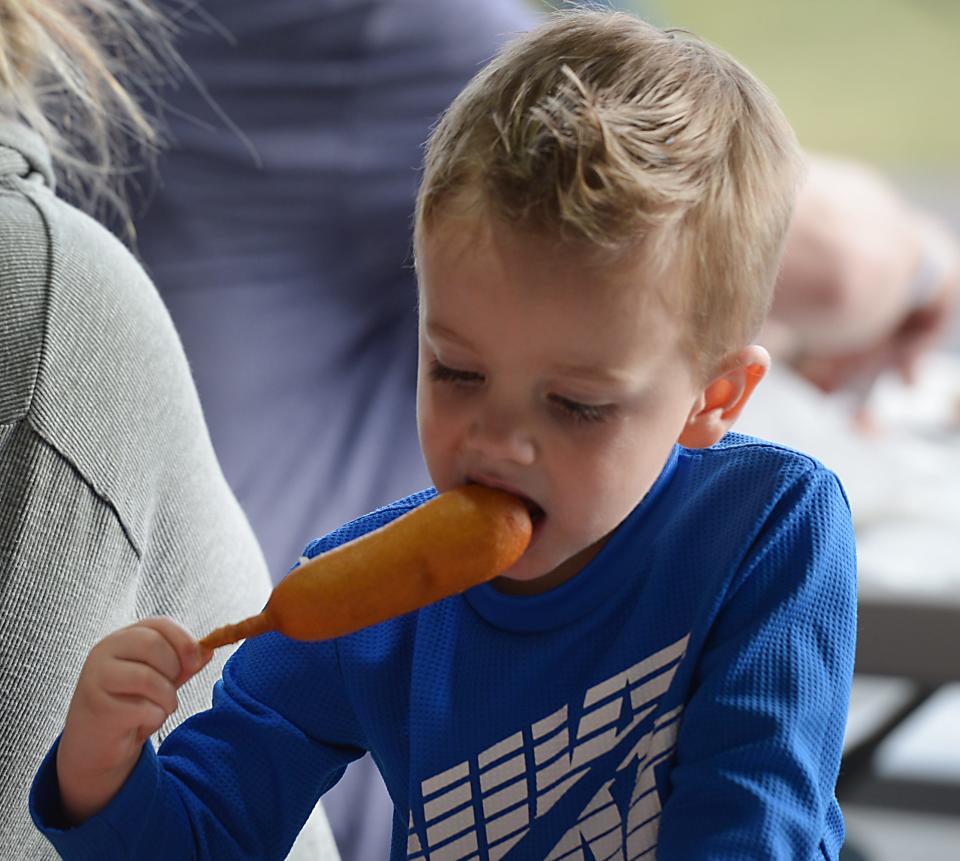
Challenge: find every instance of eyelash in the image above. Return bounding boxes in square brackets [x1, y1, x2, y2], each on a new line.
[549, 396, 610, 424]
[428, 360, 612, 424]
[428, 360, 483, 386]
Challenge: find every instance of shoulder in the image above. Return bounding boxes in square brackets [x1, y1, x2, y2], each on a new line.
[1, 179, 176, 389]
[680, 431, 848, 507]
[667, 433, 853, 581]
[1, 184, 254, 556]
[688, 430, 832, 471]
[30, 184, 158, 315]
[0, 186, 53, 423]
[654, 437, 857, 674]
[11, 181, 199, 438]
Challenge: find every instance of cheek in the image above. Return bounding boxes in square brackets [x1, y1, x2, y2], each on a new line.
[416, 388, 464, 470]
[554, 428, 666, 523]
[549, 437, 624, 514]
[416, 391, 442, 447]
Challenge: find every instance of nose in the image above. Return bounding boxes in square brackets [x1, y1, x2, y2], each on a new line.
[466, 403, 537, 467]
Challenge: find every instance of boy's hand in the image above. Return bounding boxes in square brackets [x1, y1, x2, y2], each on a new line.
[55, 617, 212, 826]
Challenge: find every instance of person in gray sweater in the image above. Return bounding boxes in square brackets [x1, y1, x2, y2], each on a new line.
[0, 4, 337, 858]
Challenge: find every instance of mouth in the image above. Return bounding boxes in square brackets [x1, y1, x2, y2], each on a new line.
[465, 478, 545, 528]
[523, 498, 546, 527]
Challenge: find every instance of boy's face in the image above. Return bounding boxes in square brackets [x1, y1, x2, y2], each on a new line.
[416, 216, 706, 594]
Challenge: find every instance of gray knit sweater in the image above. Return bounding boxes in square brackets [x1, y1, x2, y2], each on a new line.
[0, 121, 337, 859]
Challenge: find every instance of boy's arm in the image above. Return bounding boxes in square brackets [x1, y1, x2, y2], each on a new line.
[31, 626, 366, 859]
[55, 617, 210, 823]
[657, 469, 857, 860]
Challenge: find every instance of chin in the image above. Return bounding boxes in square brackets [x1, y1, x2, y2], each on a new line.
[496, 555, 548, 584]
[498, 539, 585, 586]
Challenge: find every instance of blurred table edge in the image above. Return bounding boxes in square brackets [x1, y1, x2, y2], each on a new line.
[855, 592, 960, 684]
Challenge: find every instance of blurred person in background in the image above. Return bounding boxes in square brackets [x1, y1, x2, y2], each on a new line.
[132, 2, 958, 859]
[764, 154, 959, 428]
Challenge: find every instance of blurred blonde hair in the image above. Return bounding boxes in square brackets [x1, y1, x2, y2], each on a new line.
[416, 9, 804, 377]
[0, 0, 176, 232]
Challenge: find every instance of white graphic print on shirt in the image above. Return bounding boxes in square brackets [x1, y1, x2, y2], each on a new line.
[406, 634, 689, 861]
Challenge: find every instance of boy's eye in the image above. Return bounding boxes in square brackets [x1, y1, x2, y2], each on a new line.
[429, 360, 484, 386]
[549, 394, 613, 424]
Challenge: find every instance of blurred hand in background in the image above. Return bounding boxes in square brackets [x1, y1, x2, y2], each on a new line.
[764, 155, 959, 411]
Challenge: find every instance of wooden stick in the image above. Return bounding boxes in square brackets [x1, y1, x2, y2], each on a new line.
[199, 611, 272, 651]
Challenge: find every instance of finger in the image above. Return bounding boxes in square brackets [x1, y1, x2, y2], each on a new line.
[99, 693, 171, 743]
[100, 660, 179, 716]
[136, 716, 166, 745]
[138, 617, 206, 685]
[107, 625, 181, 683]
[116, 617, 205, 686]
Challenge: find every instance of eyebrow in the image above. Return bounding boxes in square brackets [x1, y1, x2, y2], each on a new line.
[551, 364, 638, 387]
[425, 321, 472, 346]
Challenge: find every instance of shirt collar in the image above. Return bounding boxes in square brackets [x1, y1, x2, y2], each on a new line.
[0, 118, 56, 190]
[464, 444, 684, 633]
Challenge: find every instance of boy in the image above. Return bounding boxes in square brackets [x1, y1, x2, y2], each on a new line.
[31, 10, 856, 860]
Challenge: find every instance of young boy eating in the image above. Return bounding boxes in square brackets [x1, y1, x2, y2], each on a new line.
[31, 9, 856, 860]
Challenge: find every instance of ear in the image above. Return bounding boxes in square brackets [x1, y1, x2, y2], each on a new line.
[677, 345, 770, 448]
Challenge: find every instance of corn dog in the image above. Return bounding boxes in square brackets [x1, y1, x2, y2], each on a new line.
[200, 485, 532, 649]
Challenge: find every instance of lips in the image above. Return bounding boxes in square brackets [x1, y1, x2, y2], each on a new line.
[465, 477, 545, 526]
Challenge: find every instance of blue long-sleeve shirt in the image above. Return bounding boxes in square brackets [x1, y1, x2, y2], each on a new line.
[32, 434, 857, 860]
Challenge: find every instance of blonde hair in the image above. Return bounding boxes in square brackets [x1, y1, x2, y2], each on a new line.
[416, 9, 804, 377]
[0, 0, 176, 231]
